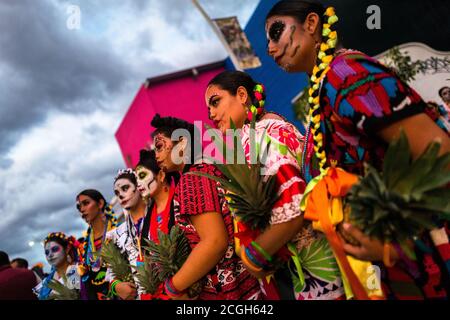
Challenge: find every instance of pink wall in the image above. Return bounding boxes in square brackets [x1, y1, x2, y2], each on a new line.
[115, 67, 224, 167]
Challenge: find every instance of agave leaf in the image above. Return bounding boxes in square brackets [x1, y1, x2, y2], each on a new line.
[47, 279, 79, 300]
[411, 152, 450, 197]
[204, 124, 234, 161]
[101, 240, 134, 283]
[229, 118, 247, 165]
[130, 259, 161, 295]
[348, 130, 450, 245]
[383, 130, 411, 189]
[186, 170, 243, 195]
[394, 139, 441, 195]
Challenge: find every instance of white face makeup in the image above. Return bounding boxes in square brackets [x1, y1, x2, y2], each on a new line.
[265, 15, 308, 73]
[45, 241, 66, 267]
[114, 178, 140, 210]
[135, 166, 157, 200]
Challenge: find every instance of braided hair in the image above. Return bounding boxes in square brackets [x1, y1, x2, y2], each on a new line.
[76, 189, 118, 265]
[267, 1, 339, 173]
[208, 70, 266, 122]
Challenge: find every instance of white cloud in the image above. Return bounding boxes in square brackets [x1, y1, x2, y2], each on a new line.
[0, 0, 260, 270]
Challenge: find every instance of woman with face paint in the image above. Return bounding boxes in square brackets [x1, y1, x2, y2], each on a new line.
[205, 70, 344, 300]
[106, 167, 170, 300]
[135, 149, 177, 243]
[34, 232, 80, 300]
[265, 1, 450, 299]
[76, 189, 118, 300]
[151, 114, 262, 300]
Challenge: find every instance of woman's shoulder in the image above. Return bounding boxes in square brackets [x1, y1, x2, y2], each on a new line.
[331, 49, 378, 66]
[243, 116, 301, 134]
[329, 48, 394, 80]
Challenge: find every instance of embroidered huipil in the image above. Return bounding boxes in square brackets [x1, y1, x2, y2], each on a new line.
[302, 50, 450, 299]
[240, 118, 345, 300]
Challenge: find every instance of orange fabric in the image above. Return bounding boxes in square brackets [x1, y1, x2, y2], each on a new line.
[304, 168, 369, 300]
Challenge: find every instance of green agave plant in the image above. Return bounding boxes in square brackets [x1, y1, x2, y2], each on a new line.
[143, 225, 203, 298]
[130, 258, 161, 295]
[100, 240, 134, 284]
[346, 130, 450, 244]
[47, 279, 79, 300]
[188, 114, 279, 232]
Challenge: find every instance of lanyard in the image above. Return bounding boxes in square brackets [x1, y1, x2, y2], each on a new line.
[128, 205, 151, 262]
[87, 218, 109, 268]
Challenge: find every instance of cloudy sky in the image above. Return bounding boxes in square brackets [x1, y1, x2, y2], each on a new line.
[0, 0, 259, 270]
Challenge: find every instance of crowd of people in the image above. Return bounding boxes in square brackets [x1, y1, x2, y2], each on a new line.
[1, 0, 450, 301]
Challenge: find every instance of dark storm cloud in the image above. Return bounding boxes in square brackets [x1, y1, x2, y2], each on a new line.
[0, 0, 259, 269]
[0, 0, 131, 155]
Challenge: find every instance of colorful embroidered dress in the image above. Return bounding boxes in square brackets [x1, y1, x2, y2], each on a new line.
[302, 50, 450, 299]
[105, 195, 175, 300]
[78, 213, 118, 300]
[173, 163, 262, 300]
[33, 264, 80, 300]
[240, 118, 345, 300]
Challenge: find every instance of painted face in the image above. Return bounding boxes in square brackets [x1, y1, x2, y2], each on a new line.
[441, 87, 450, 103]
[135, 166, 158, 200]
[76, 195, 102, 224]
[45, 241, 66, 267]
[205, 85, 247, 133]
[265, 15, 316, 73]
[153, 133, 186, 172]
[114, 178, 140, 210]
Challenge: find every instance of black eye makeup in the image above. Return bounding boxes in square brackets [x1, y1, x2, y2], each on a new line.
[268, 20, 286, 43]
[208, 95, 220, 107]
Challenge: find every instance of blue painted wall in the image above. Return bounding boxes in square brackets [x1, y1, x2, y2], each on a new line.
[225, 0, 308, 133]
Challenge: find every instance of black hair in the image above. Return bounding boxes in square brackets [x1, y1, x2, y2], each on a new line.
[266, 0, 338, 59]
[0, 251, 10, 267]
[45, 236, 68, 248]
[11, 258, 28, 269]
[44, 233, 78, 263]
[76, 189, 107, 212]
[150, 114, 202, 165]
[207, 71, 265, 109]
[439, 86, 450, 98]
[114, 171, 137, 186]
[137, 149, 180, 185]
[266, 0, 326, 25]
[137, 149, 160, 175]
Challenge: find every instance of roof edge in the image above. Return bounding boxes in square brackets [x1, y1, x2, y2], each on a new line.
[145, 60, 225, 87]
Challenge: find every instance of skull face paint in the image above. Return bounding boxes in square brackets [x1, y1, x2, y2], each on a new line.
[268, 20, 286, 43]
[114, 178, 140, 210]
[266, 15, 311, 73]
[45, 241, 66, 267]
[135, 166, 157, 200]
[153, 133, 175, 171]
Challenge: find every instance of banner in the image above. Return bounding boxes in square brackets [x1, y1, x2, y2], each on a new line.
[376, 42, 450, 106]
[213, 16, 261, 70]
